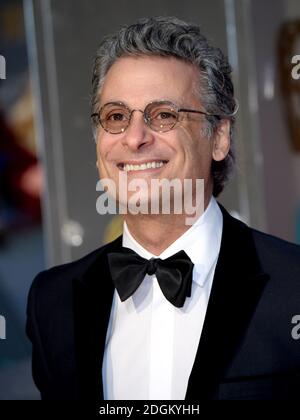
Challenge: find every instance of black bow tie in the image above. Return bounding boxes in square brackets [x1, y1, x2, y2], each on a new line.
[107, 248, 194, 308]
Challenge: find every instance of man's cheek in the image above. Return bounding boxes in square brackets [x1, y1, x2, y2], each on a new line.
[97, 158, 109, 179]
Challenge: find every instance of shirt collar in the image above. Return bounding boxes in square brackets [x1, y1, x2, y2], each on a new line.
[122, 196, 223, 287]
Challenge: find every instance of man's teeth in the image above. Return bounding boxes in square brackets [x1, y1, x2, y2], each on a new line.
[122, 161, 165, 172]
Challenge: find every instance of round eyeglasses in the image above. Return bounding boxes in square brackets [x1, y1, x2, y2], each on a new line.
[91, 100, 222, 134]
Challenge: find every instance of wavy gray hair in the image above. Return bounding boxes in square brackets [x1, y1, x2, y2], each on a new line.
[91, 16, 237, 197]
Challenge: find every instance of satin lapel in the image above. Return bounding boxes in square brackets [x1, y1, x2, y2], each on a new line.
[72, 235, 123, 401]
[185, 204, 270, 400]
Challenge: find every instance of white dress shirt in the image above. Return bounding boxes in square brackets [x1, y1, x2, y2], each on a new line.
[102, 196, 223, 400]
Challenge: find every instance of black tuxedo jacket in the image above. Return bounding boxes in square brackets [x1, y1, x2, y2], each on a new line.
[26, 204, 300, 400]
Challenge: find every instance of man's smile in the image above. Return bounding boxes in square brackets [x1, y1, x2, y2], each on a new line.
[117, 159, 169, 173]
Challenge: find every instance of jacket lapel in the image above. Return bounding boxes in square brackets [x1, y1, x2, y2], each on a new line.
[72, 235, 123, 401]
[185, 203, 270, 400]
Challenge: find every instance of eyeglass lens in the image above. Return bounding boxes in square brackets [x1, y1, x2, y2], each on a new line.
[99, 101, 179, 133]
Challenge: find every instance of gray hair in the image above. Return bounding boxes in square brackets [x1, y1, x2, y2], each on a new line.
[91, 16, 237, 197]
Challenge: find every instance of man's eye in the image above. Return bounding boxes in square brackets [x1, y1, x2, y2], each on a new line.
[107, 113, 126, 121]
[155, 111, 177, 120]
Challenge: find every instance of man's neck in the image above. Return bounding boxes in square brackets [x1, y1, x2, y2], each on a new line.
[123, 194, 212, 256]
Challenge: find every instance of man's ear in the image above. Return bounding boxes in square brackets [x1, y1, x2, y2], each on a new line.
[212, 119, 231, 161]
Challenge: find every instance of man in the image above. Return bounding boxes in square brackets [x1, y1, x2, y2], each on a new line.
[26, 16, 300, 401]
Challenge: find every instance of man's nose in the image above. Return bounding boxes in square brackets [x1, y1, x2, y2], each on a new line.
[121, 110, 154, 150]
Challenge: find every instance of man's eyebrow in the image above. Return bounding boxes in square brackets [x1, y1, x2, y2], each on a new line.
[99, 100, 127, 107]
[99, 98, 184, 108]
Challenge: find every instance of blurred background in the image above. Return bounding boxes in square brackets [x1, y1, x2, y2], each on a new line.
[0, 0, 300, 399]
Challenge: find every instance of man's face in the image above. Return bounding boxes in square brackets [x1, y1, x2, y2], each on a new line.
[96, 55, 230, 208]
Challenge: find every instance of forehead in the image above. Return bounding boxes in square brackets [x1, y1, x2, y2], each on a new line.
[99, 55, 201, 107]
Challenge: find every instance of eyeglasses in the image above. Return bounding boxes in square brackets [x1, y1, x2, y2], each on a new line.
[91, 100, 222, 134]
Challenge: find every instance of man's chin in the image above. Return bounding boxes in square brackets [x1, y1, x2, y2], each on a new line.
[117, 191, 154, 215]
